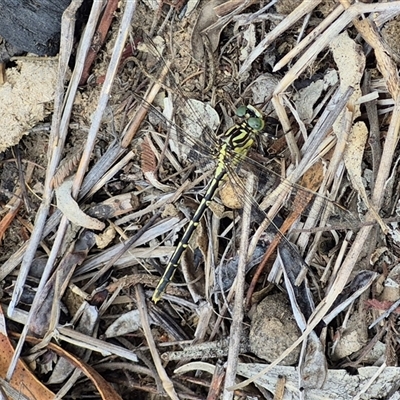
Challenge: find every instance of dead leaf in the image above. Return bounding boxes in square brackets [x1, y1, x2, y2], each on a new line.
[298, 161, 324, 192]
[330, 31, 365, 117]
[95, 225, 116, 249]
[219, 179, 245, 209]
[330, 31, 365, 149]
[87, 193, 138, 219]
[191, 0, 226, 61]
[0, 306, 55, 400]
[104, 310, 145, 338]
[344, 121, 388, 232]
[141, 136, 171, 191]
[293, 70, 338, 123]
[11, 333, 123, 400]
[55, 178, 105, 230]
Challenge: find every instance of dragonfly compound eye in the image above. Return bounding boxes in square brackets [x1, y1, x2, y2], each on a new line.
[247, 117, 264, 131]
[236, 105, 248, 118]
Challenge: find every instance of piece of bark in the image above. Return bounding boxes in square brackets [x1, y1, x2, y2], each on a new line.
[0, 0, 71, 57]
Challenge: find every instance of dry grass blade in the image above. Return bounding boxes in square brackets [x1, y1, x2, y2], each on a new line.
[135, 285, 179, 399]
[223, 174, 254, 399]
[239, 0, 323, 74]
[51, 147, 83, 189]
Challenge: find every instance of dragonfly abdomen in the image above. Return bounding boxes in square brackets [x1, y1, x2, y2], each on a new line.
[152, 169, 227, 303]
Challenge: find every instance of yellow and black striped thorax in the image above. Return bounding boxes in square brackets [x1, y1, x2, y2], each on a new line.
[217, 105, 265, 169]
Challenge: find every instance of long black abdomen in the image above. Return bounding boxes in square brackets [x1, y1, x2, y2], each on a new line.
[152, 169, 226, 303]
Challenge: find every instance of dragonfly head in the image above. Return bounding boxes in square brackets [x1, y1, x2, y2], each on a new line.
[236, 105, 265, 132]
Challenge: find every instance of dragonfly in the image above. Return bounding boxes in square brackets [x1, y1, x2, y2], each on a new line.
[128, 34, 356, 304]
[152, 104, 265, 302]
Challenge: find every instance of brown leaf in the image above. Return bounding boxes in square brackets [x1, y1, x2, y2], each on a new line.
[191, 0, 227, 61]
[0, 306, 55, 400]
[141, 136, 170, 191]
[11, 332, 123, 400]
[141, 135, 157, 174]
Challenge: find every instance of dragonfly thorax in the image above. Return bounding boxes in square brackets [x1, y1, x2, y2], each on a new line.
[217, 105, 266, 168]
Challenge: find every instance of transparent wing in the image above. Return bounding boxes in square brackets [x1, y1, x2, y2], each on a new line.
[127, 32, 358, 301]
[132, 34, 355, 226]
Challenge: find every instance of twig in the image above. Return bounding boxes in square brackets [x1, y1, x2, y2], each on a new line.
[121, 62, 170, 148]
[223, 174, 254, 399]
[79, 0, 119, 85]
[135, 284, 179, 399]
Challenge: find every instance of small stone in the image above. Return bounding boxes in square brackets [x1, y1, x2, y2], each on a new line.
[249, 292, 301, 366]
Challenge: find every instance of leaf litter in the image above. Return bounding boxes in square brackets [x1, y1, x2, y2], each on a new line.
[2, 1, 400, 399]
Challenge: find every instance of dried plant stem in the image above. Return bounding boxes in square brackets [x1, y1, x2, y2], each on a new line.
[5, 0, 85, 380]
[121, 62, 170, 148]
[223, 174, 254, 399]
[135, 286, 179, 400]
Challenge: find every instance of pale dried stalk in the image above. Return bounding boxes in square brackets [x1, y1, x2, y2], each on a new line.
[223, 174, 254, 399]
[6, 0, 86, 380]
[72, 3, 137, 197]
[273, 4, 345, 72]
[121, 62, 170, 148]
[135, 286, 179, 400]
